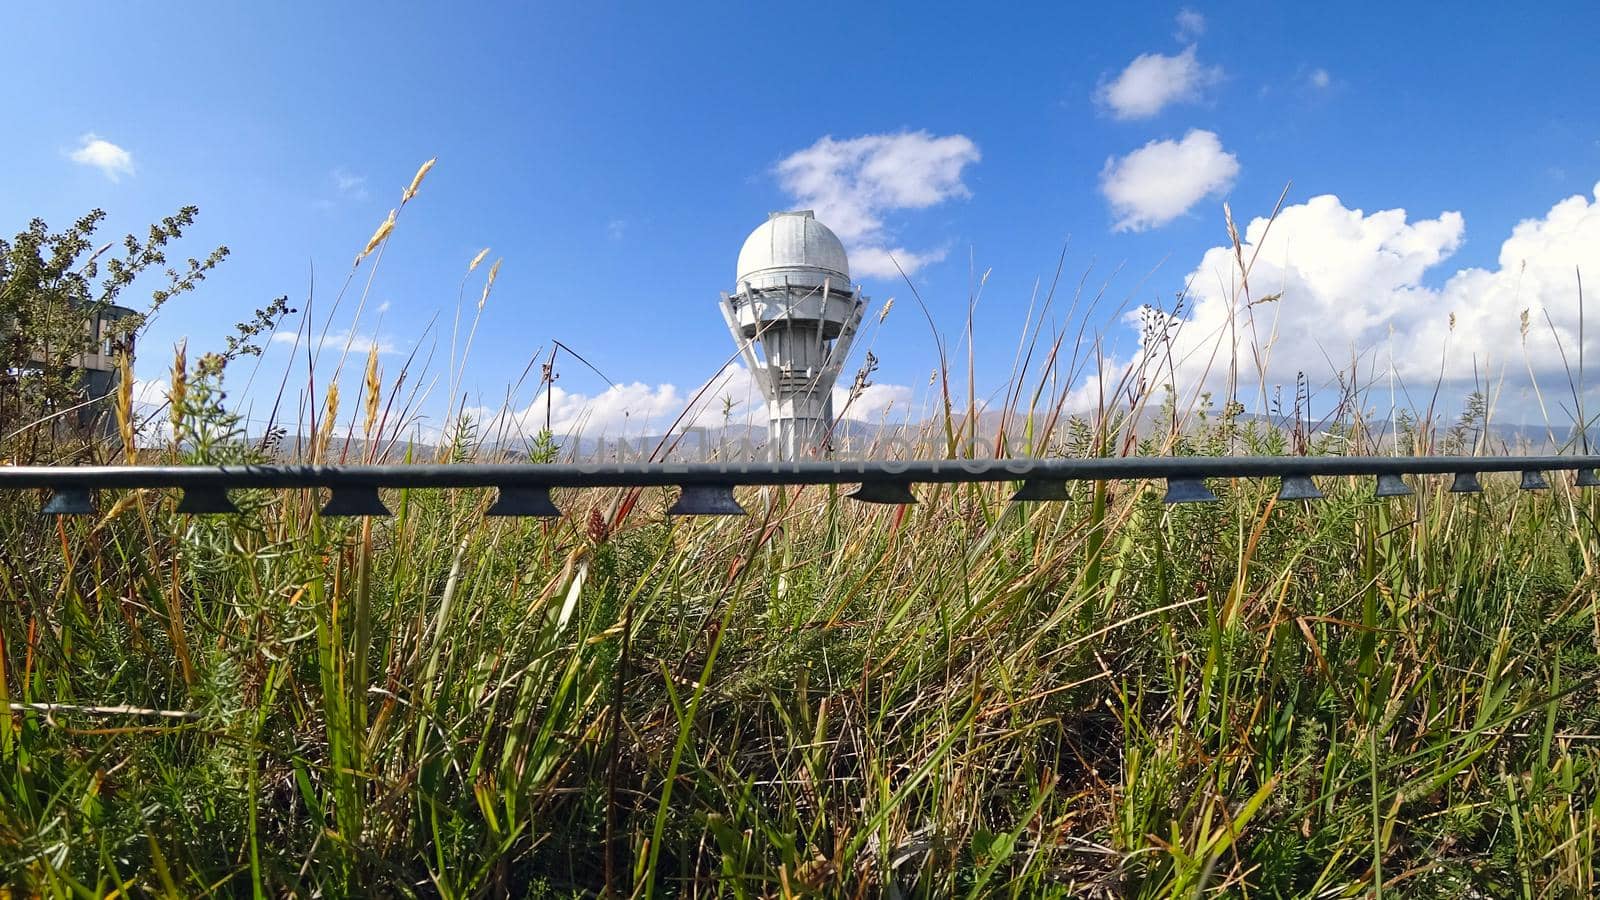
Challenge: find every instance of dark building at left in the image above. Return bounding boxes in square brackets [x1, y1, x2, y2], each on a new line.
[3, 302, 137, 438]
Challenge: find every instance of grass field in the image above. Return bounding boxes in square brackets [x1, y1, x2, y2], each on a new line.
[3, 171, 1599, 897]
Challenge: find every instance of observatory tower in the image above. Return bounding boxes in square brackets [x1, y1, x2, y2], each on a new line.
[721, 211, 866, 460]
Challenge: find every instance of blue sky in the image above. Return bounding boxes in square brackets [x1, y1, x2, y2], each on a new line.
[6, 3, 1600, 437]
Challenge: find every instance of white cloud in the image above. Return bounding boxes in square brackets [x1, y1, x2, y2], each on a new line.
[314, 168, 369, 210]
[1309, 68, 1331, 89]
[475, 380, 711, 442]
[531, 382, 684, 435]
[126, 379, 176, 441]
[1175, 8, 1206, 41]
[833, 381, 915, 422]
[1060, 358, 1135, 415]
[469, 362, 917, 448]
[1097, 45, 1222, 120]
[776, 130, 980, 278]
[272, 328, 398, 356]
[1101, 129, 1239, 231]
[332, 168, 368, 200]
[848, 246, 949, 280]
[131, 378, 170, 407]
[607, 218, 627, 240]
[1125, 183, 1600, 416]
[484, 364, 785, 439]
[69, 134, 134, 181]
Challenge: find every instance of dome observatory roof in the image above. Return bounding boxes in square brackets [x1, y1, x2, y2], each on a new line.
[735, 210, 850, 292]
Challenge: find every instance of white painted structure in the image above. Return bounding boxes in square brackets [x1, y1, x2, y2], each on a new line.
[720, 211, 865, 460]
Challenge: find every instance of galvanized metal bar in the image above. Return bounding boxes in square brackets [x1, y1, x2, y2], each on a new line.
[6, 455, 1600, 492]
[6, 455, 1600, 517]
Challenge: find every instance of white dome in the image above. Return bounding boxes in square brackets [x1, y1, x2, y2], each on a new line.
[735, 210, 850, 291]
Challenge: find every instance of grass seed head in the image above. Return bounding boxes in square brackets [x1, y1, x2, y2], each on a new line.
[116, 351, 135, 462]
[479, 258, 502, 310]
[401, 157, 437, 205]
[363, 344, 382, 438]
[168, 343, 188, 447]
[586, 507, 609, 545]
[319, 383, 340, 461]
[356, 209, 397, 267]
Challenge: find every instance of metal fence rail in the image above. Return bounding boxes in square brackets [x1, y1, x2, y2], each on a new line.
[5, 455, 1600, 517]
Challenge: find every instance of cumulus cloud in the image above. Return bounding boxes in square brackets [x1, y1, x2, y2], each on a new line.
[477, 366, 783, 443]
[272, 328, 398, 356]
[1175, 8, 1206, 41]
[833, 381, 915, 423]
[1123, 183, 1600, 417]
[333, 168, 368, 199]
[131, 379, 170, 407]
[69, 134, 135, 181]
[313, 168, 369, 210]
[469, 362, 917, 450]
[121, 379, 177, 441]
[1101, 129, 1239, 231]
[848, 246, 949, 280]
[776, 130, 979, 278]
[485, 381, 687, 438]
[1309, 68, 1332, 89]
[478, 379, 699, 441]
[1097, 45, 1222, 120]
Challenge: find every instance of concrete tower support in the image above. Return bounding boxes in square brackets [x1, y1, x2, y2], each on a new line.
[720, 211, 865, 461]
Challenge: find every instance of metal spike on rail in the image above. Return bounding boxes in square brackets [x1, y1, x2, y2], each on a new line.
[1449, 471, 1483, 493]
[1578, 469, 1600, 487]
[486, 485, 560, 517]
[1375, 473, 1413, 497]
[1009, 478, 1070, 502]
[850, 482, 917, 505]
[1276, 474, 1323, 501]
[43, 486, 95, 516]
[1163, 477, 1217, 504]
[668, 484, 746, 516]
[321, 485, 391, 517]
[1519, 470, 1549, 491]
[177, 486, 239, 514]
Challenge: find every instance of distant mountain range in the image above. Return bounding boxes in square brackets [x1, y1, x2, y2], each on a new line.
[233, 410, 1595, 464]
